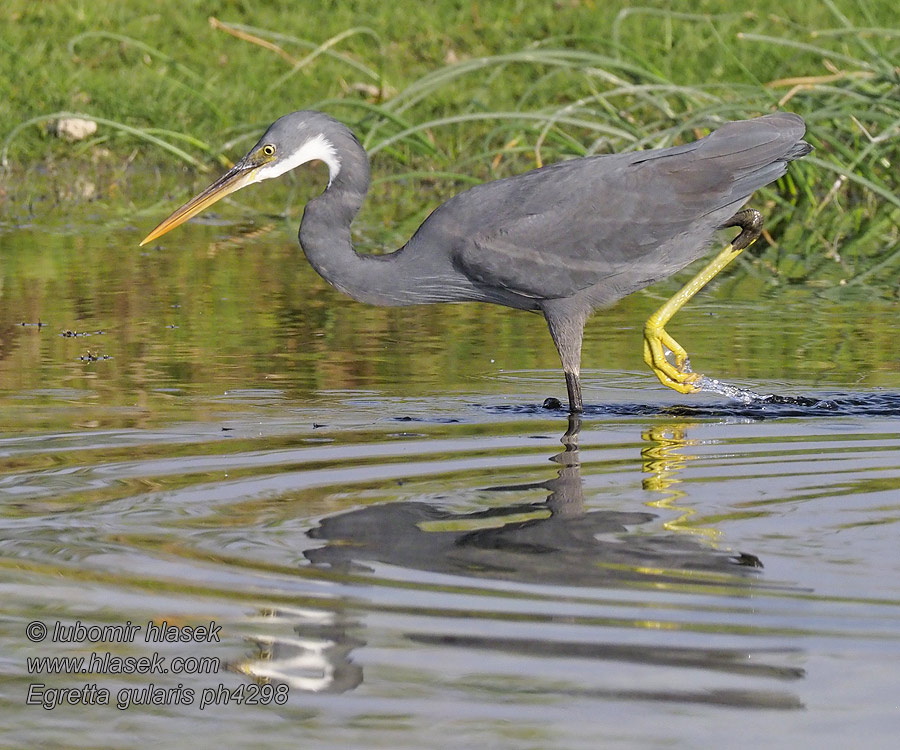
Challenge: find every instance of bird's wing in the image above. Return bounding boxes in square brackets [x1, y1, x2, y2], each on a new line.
[448, 113, 808, 301]
[455, 160, 681, 299]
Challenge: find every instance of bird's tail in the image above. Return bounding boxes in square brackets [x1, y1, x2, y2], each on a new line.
[700, 112, 811, 162]
[703, 112, 812, 203]
[784, 140, 814, 161]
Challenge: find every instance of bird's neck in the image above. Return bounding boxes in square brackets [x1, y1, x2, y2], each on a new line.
[298, 144, 464, 307]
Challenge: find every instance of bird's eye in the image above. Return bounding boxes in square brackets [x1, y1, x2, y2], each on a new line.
[262, 144, 276, 157]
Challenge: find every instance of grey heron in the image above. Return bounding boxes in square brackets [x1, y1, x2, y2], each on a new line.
[141, 110, 811, 411]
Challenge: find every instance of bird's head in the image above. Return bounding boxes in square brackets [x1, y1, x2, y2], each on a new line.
[140, 111, 344, 246]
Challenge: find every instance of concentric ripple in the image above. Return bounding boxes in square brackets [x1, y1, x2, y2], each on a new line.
[2, 399, 899, 748]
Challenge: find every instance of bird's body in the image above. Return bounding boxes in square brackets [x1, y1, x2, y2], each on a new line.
[142, 111, 811, 411]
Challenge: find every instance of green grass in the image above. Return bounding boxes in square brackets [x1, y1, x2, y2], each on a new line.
[1, 0, 899, 288]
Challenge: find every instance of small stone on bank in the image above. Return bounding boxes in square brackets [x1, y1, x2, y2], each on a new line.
[51, 118, 98, 142]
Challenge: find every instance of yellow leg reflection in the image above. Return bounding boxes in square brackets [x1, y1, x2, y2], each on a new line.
[641, 424, 720, 540]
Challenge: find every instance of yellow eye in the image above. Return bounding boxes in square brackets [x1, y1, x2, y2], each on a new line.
[262, 144, 276, 157]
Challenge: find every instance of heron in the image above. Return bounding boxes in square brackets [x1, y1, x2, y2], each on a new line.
[141, 111, 811, 412]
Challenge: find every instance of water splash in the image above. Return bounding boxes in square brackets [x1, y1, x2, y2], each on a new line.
[693, 375, 822, 407]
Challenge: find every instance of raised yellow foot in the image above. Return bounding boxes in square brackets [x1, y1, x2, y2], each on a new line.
[642, 209, 762, 394]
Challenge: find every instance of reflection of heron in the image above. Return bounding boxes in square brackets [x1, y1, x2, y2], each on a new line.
[235, 607, 363, 694]
[301, 417, 802, 706]
[641, 423, 716, 538]
[142, 112, 810, 411]
[304, 416, 762, 586]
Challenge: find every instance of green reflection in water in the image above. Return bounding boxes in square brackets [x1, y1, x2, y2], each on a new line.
[1, 204, 898, 436]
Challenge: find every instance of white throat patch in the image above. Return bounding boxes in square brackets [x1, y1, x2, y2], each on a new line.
[251, 133, 342, 186]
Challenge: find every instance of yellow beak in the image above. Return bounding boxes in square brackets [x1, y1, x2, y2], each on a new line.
[140, 162, 258, 246]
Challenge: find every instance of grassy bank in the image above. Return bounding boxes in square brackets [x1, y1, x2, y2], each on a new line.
[1, 0, 898, 288]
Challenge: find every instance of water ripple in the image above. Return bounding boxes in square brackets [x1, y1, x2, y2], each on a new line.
[2, 404, 899, 747]
[498, 391, 900, 419]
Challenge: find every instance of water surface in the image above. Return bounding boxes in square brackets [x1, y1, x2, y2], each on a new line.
[1, 215, 899, 748]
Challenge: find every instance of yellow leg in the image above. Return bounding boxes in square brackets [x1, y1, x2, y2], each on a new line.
[643, 239, 751, 393]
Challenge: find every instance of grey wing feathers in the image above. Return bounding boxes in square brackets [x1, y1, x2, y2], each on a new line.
[449, 112, 810, 301]
[653, 112, 811, 208]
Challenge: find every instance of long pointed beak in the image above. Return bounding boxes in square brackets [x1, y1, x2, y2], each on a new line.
[140, 162, 258, 246]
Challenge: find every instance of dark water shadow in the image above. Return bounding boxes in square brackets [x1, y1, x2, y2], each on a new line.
[295, 416, 806, 706]
[492, 392, 900, 420]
